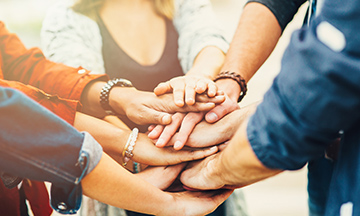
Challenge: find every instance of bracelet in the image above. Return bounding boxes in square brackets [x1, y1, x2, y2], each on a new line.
[122, 128, 139, 166]
[133, 162, 141, 173]
[100, 78, 133, 115]
[214, 71, 247, 102]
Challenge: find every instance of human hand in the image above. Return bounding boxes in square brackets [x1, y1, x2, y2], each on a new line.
[180, 154, 228, 190]
[154, 75, 219, 107]
[111, 87, 224, 125]
[132, 133, 218, 166]
[159, 189, 233, 216]
[135, 164, 186, 190]
[205, 93, 240, 123]
[148, 112, 204, 150]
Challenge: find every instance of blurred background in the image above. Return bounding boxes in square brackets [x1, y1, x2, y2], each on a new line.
[0, 0, 309, 215]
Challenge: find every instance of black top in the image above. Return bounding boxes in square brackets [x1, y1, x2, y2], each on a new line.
[97, 16, 184, 131]
[247, 0, 307, 31]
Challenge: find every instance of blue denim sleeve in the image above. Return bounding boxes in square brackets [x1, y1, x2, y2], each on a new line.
[0, 87, 103, 214]
[247, 0, 360, 170]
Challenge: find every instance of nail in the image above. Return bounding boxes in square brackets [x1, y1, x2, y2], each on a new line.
[209, 146, 217, 151]
[174, 141, 183, 150]
[156, 138, 165, 147]
[207, 112, 218, 122]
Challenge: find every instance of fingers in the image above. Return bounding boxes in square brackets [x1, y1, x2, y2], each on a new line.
[205, 97, 240, 123]
[207, 82, 218, 97]
[185, 81, 197, 106]
[154, 82, 172, 96]
[178, 146, 218, 162]
[155, 113, 186, 147]
[196, 94, 225, 104]
[174, 112, 204, 150]
[131, 108, 172, 125]
[148, 125, 165, 139]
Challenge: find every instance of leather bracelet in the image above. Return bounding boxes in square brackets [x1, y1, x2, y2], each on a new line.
[100, 78, 133, 115]
[214, 71, 247, 102]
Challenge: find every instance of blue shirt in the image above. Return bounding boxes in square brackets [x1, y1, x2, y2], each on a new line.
[0, 87, 103, 214]
[247, 0, 360, 215]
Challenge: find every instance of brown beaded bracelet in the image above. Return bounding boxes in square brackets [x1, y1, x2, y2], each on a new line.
[214, 71, 247, 102]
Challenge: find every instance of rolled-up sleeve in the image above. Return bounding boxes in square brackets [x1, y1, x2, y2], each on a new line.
[246, 0, 306, 31]
[247, 0, 360, 170]
[0, 87, 102, 214]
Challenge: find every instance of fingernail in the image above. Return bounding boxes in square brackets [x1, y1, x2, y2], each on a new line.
[176, 100, 184, 107]
[207, 112, 218, 122]
[174, 141, 183, 150]
[148, 130, 155, 138]
[162, 115, 171, 124]
[186, 98, 195, 105]
[209, 146, 217, 151]
[156, 139, 164, 147]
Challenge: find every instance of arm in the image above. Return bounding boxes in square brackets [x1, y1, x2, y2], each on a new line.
[73, 112, 218, 166]
[206, 0, 305, 122]
[181, 0, 360, 189]
[82, 153, 232, 216]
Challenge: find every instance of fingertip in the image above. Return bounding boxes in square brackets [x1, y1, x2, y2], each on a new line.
[156, 138, 166, 148]
[205, 112, 219, 123]
[174, 141, 184, 150]
[185, 98, 195, 106]
[162, 114, 172, 125]
[175, 100, 185, 107]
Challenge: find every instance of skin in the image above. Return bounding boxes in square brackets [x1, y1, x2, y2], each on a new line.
[82, 152, 233, 216]
[180, 120, 282, 190]
[73, 112, 219, 166]
[149, 2, 284, 149]
[179, 2, 295, 191]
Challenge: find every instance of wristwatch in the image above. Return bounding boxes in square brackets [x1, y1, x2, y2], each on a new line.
[100, 78, 133, 115]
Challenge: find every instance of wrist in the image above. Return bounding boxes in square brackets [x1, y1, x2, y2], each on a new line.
[215, 79, 241, 102]
[108, 86, 137, 116]
[214, 71, 247, 102]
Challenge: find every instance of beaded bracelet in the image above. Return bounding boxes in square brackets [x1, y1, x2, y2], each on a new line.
[214, 71, 247, 102]
[122, 128, 139, 166]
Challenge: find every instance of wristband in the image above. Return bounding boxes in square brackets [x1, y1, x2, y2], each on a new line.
[100, 78, 133, 115]
[122, 128, 139, 166]
[214, 71, 247, 102]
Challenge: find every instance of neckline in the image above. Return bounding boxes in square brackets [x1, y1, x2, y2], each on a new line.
[97, 14, 169, 68]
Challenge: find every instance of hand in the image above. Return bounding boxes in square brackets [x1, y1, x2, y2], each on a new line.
[148, 112, 204, 150]
[166, 104, 257, 148]
[111, 88, 224, 125]
[180, 154, 226, 190]
[135, 164, 186, 190]
[205, 93, 240, 123]
[132, 133, 219, 166]
[160, 189, 233, 216]
[154, 75, 218, 107]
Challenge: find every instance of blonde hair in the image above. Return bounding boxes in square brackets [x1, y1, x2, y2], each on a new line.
[73, 0, 174, 19]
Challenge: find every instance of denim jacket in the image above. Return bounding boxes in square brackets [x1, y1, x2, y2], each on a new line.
[0, 87, 102, 214]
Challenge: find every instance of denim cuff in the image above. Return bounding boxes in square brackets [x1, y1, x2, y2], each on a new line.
[80, 131, 103, 176]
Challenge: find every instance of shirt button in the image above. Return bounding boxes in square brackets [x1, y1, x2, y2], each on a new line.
[78, 69, 86, 74]
[57, 202, 67, 211]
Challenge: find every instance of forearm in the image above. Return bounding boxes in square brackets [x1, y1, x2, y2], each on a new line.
[215, 120, 282, 187]
[218, 2, 282, 99]
[187, 46, 225, 80]
[73, 112, 130, 163]
[82, 153, 172, 215]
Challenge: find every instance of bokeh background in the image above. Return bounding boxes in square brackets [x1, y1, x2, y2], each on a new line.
[0, 0, 309, 215]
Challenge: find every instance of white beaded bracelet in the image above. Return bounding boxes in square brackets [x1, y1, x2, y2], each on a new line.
[122, 128, 139, 166]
